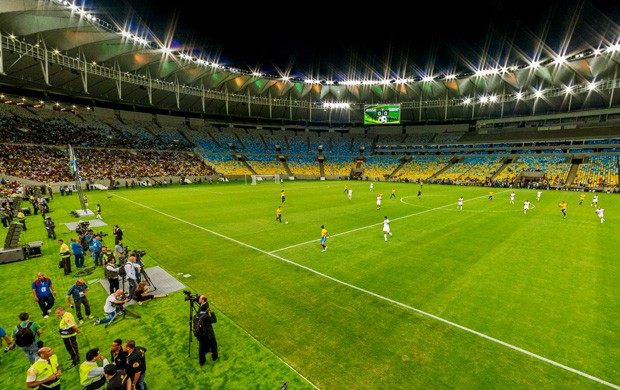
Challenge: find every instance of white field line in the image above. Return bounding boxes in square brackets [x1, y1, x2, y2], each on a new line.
[109, 191, 619, 389]
[271, 190, 507, 253]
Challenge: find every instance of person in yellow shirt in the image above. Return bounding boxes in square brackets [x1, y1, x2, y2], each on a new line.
[559, 201, 567, 219]
[17, 209, 27, 230]
[58, 240, 72, 276]
[320, 225, 329, 252]
[390, 188, 396, 199]
[343, 184, 348, 193]
[26, 347, 62, 389]
[280, 190, 286, 203]
[55, 307, 80, 369]
[488, 191, 494, 200]
[275, 206, 282, 223]
[579, 193, 586, 205]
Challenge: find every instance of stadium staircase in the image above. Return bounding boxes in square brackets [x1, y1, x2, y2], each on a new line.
[318, 159, 325, 177]
[428, 157, 458, 180]
[490, 157, 514, 181]
[280, 160, 293, 177]
[206, 130, 221, 149]
[388, 157, 410, 178]
[240, 160, 257, 175]
[566, 163, 580, 185]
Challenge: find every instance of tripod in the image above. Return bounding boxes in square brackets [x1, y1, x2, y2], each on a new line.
[187, 300, 198, 357]
[133, 252, 156, 291]
[105, 304, 141, 328]
[140, 268, 156, 291]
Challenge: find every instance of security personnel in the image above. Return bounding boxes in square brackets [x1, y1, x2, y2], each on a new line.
[26, 347, 62, 389]
[55, 306, 80, 369]
[123, 340, 147, 390]
[58, 239, 72, 276]
[79, 348, 109, 390]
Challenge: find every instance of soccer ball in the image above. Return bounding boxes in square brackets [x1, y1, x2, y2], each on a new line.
[285, 221, 289, 224]
[378, 115, 388, 123]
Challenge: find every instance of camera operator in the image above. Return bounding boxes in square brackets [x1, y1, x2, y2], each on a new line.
[101, 248, 119, 294]
[93, 290, 130, 326]
[123, 256, 141, 298]
[194, 297, 218, 365]
[114, 240, 126, 263]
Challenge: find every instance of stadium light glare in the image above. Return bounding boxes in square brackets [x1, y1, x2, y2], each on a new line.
[516, 92, 523, 100]
[587, 82, 597, 91]
[529, 60, 541, 69]
[553, 55, 567, 65]
[535, 89, 544, 98]
[607, 44, 620, 53]
[422, 76, 434, 82]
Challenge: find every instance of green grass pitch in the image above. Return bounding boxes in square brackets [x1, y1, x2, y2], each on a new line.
[1, 181, 618, 389]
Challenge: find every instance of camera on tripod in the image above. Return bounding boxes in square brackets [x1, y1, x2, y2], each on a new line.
[183, 290, 200, 303]
[114, 291, 130, 306]
[75, 221, 90, 235]
[94, 231, 109, 237]
[131, 250, 147, 258]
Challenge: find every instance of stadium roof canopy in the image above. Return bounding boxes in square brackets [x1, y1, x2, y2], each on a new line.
[0, 0, 619, 125]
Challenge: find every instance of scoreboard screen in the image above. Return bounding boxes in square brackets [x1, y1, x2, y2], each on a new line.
[363, 104, 401, 125]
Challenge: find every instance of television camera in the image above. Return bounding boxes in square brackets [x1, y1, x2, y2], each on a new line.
[75, 221, 90, 235]
[183, 290, 201, 304]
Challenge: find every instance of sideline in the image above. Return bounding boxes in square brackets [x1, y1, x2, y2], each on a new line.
[109, 191, 619, 389]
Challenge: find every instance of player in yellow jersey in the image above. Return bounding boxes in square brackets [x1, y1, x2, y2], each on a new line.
[276, 206, 282, 223]
[320, 225, 329, 252]
[579, 193, 586, 205]
[280, 190, 286, 203]
[559, 201, 567, 218]
[390, 188, 396, 199]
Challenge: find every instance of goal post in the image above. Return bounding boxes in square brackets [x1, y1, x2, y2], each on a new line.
[251, 174, 281, 185]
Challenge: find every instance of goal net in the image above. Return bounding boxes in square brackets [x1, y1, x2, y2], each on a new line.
[251, 174, 281, 185]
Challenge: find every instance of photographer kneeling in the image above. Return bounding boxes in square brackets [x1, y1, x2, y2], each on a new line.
[93, 290, 130, 326]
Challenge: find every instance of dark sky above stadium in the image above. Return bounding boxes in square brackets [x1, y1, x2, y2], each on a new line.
[94, 0, 619, 79]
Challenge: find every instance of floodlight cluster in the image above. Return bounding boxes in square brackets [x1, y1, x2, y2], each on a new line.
[32, 0, 620, 111]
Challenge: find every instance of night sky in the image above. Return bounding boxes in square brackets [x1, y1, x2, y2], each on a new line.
[92, 0, 619, 79]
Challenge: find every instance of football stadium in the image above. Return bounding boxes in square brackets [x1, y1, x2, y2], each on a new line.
[0, 1, 619, 389]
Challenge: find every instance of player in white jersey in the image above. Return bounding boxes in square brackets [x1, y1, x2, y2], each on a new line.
[370, 183, 374, 191]
[510, 192, 515, 204]
[595, 207, 605, 223]
[376, 195, 382, 209]
[348, 188, 353, 200]
[591, 195, 599, 207]
[457, 197, 464, 210]
[383, 216, 393, 241]
[536, 191, 542, 201]
[523, 200, 531, 214]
